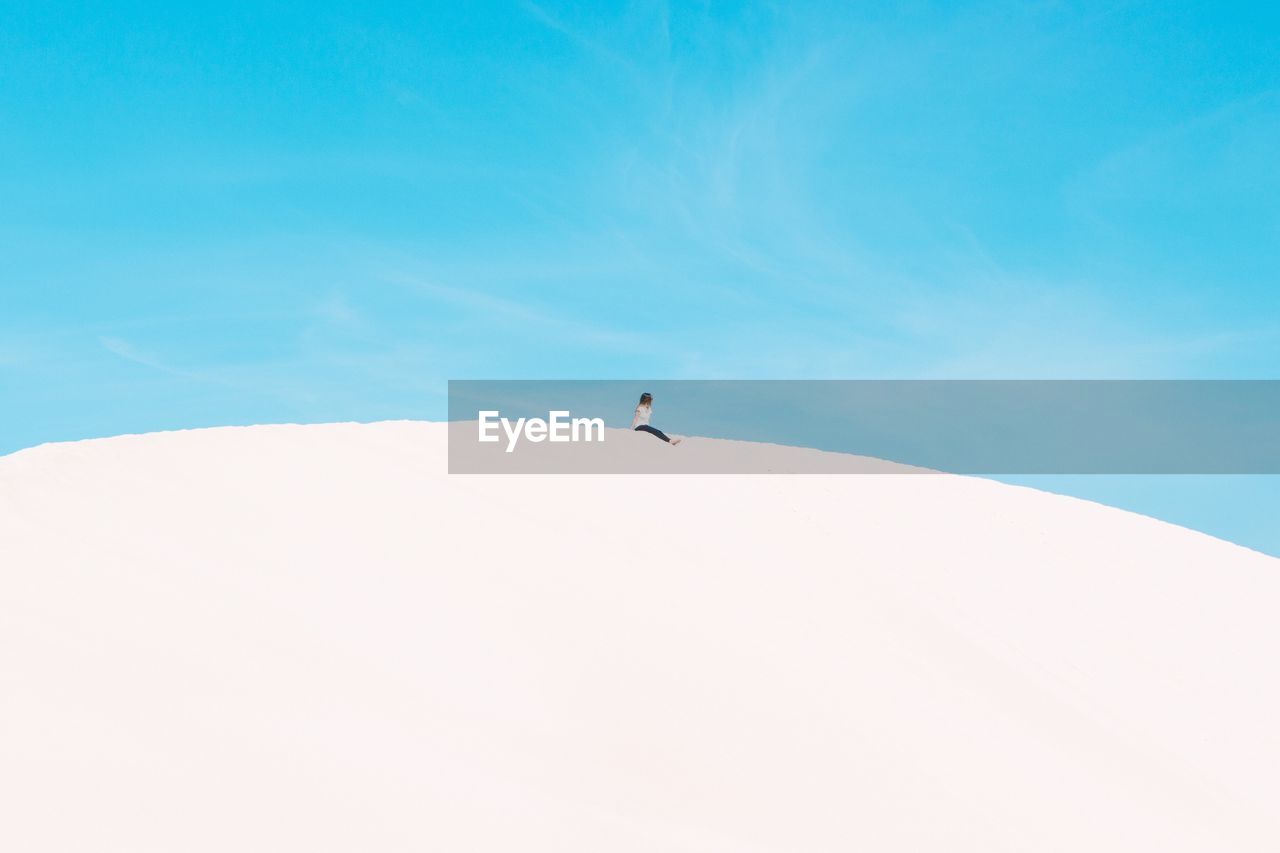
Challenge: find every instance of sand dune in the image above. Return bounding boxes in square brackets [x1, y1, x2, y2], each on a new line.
[447, 419, 935, 474]
[2, 421, 1277, 851]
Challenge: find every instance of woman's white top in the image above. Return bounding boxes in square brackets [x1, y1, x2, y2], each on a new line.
[631, 403, 651, 428]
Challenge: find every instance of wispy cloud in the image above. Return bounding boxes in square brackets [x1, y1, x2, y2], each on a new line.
[518, 0, 646, 73]
[98, 336, 185, 375]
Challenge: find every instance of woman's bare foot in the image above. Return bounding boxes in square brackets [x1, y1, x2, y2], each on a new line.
[669, 437, 682, 446]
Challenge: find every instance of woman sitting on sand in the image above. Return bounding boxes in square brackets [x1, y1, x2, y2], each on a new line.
[631, 392, 681, 445]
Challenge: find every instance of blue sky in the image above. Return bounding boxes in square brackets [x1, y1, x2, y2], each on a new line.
[2, 2, 1277, 549]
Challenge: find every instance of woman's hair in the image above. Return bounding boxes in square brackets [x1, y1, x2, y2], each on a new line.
[638, 392, 653, 407]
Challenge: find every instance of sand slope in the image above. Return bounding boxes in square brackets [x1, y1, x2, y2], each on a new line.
[2, 421, 1277, 851]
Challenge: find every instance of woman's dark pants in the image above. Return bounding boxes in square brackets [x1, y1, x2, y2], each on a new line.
[635, 424, 671, 442]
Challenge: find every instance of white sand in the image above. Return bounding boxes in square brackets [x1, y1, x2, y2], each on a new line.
[448, 419, 934, 473]
[2, 420, 1277, 851]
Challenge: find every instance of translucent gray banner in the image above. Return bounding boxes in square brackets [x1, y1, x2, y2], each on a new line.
[447, 380, 1280, 475]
